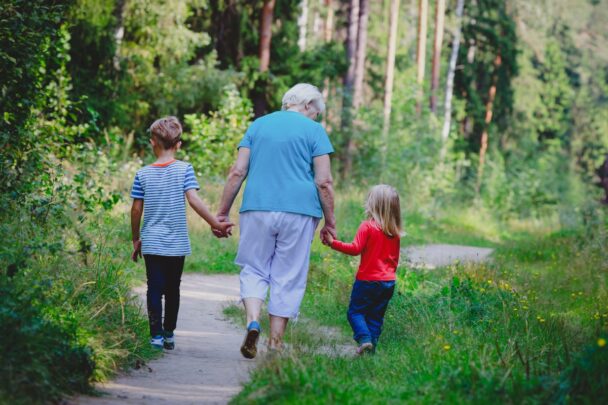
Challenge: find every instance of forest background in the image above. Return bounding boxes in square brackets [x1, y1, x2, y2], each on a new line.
[1, 0, 607, 403]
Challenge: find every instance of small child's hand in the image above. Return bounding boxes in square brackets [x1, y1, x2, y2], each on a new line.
[132, 239, 142, 262]
[321, 232, 334, 246]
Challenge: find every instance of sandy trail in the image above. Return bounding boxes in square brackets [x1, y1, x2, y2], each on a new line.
[72, 274, 252, 405]
[403, 244, 494, 269]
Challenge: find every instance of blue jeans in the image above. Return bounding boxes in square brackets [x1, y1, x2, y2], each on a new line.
[144, 255, 185, 337]
[347, 280, 395, 345]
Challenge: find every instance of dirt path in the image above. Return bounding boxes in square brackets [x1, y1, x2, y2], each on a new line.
[72, 274, 252, 405]
[403, 244, 494, 269]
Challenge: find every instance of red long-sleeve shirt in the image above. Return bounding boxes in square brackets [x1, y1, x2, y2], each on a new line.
[330, 220, 401, 281]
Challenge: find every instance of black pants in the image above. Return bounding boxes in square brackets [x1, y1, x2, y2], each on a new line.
[144, 255, 185, 337]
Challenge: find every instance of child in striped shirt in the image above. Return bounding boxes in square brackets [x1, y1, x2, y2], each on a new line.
[325, 185, 402, 355]
[130, 116, 233, 350]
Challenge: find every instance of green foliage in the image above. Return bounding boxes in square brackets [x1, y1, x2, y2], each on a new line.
[534, 41, 575, 143]
[183, 84, 253, 179]
[456, 0, 518, 151]
[0, 0, 74, 198]
[1, 279, 94, 404]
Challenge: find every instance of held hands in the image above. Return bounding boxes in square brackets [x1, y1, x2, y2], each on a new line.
[320, 223, 337, 246]
[131, 239, 142, 262]
[212, 214, 234, 238]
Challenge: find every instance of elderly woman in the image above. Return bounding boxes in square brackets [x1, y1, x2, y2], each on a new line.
[213, 83, 336, 358]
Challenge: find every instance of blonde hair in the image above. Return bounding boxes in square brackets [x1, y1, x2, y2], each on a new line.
[365, 185, 402, 237]
[149, 116, 182, 149]
[281, 83, 326, 113]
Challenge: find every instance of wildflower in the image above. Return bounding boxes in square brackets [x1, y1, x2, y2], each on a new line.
[443, 345, 451, 351]
[598, 338, 606, 348]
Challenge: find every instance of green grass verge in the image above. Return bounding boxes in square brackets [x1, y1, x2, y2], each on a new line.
[1, 212, 159, 404]
[228, 194, 608, 404]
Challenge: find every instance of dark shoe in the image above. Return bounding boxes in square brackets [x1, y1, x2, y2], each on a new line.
[240, 321, 261, 359]
[164, 331, 175, 350]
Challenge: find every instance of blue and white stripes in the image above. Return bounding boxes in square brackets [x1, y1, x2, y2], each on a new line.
[131, 160, 200, 256]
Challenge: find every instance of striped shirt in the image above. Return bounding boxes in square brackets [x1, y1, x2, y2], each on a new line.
[130, 160, 200, 256]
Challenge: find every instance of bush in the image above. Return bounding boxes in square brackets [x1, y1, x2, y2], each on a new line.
[1, 278, 94, 403]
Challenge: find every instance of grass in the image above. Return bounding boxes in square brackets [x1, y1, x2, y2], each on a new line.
[1, 210, 159, 404]
[225, 193, 608, 404]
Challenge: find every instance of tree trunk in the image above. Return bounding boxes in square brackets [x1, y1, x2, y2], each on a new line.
[254, 0, 276, 117]
[342, 0, 359, 115]
[112, 0, 127, 70]
[340, 0, 360, 179]
[429, 0, 445, 113]
[415, 0, 428, 112]
[383, 0, 400, 136]
[476, 54, 502, 194]
[259, 0, 275, 72]
[298, 0, 309, 51]
[324, 0, 334, 42]
[322, 0, 334, 128]
[352, 0, 369, 109]
[439, 0, 465, 161]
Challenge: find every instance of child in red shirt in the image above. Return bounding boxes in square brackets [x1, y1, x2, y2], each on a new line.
[326, 185, 401, 354]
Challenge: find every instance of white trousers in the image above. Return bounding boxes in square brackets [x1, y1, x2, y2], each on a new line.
[236, 211, 319, 319]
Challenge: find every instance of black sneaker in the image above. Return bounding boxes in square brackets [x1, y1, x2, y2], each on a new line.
[164, 332, 175, 350]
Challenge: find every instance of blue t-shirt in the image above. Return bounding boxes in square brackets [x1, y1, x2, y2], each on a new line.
[238, 111, 334, 218]
[131, 160, 200, 256]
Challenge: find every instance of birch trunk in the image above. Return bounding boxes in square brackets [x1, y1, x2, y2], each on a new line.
[383, 0, 400, 136]
[439, 0, 465, 161]
[352, 0, 369, 109]
[297, 0, 309, 51]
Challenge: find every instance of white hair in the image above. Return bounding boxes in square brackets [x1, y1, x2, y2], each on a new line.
[281, 83, 326, 113]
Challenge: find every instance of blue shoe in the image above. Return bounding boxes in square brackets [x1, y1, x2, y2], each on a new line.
[150, 335, 164, 349]
[240, 321, 261, 359]
[164, 332, 175, 350]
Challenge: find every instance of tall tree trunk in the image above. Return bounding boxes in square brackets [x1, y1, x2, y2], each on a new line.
[112, 0, 127, 70]
[429, 0, 445, 112]
[415, 0, 428, 112]
[439, 0, 465, 161]
[324, 0, 334, 42]
[383, 0, 400, 136]
[342, 0, 359, 115]
[352, 0, 369, 109]
[298, 0, 309, 51]
[382, 0, 400, 176]
[476, 54, 502, 194]
[254, 0, 276, 117]
[340, 0, 360, 179]
[259, 0, 275, 72]
[322, 0, 334, 129]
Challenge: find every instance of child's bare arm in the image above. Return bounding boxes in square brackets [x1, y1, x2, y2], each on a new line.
[131, 199, 144, 262]
[185, 190, 234, 234]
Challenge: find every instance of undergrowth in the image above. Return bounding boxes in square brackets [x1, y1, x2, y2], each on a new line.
[230, 195, 608, 404]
